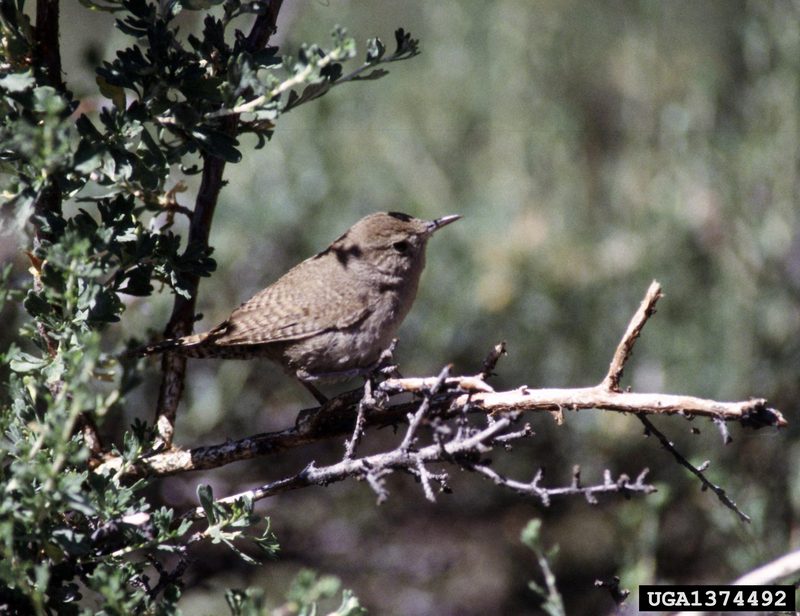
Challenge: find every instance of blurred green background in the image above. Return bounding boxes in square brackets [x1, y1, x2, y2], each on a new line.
[6, 0, 800, 613]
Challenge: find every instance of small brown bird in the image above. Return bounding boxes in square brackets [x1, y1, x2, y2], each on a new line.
[139, 211, 460, 401]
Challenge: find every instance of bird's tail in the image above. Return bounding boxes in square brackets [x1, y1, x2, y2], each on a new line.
[126, 332, 210, 358]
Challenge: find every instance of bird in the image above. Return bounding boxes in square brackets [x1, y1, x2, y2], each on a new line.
[136, 211, 461, 402]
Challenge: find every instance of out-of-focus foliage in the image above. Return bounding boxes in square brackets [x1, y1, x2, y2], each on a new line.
[1, 0, 799, 615]
[169, 2, 798, 614]
[225, 569, 366, 616]
[521, 519, 565, 616]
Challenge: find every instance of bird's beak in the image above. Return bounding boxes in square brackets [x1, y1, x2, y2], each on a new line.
[428, 214, 461, 233]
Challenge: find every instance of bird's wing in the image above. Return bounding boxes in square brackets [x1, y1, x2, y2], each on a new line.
[204, 260, 375, 347]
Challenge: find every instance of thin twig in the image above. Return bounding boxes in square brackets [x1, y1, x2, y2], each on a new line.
[594, 576, 630, 610]
[344, 379, 373, 460]
[713, 417, 732, 445]
[414, 459, 436, 503]
[205, 32, 415, 120]
[365, 469, 390, 504]
[638, 415, 751, 523]
[399, 364, 450, 451]
[603, 280, 663, 392]
[468, 464, 655, 507]
[204, 45, 346, 119]
[481, 341, 507, 379]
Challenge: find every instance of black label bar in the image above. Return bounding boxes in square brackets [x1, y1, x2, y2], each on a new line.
[639, 585, 796, 612]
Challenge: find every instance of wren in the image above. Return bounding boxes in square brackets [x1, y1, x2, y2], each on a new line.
[138, 211, 460, 402]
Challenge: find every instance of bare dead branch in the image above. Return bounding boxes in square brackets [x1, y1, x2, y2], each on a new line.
[458, 387, 785, 427]
[185, 414, 518, 519]
[380, 374, 494, 395]
[638, 414, 751, 523]
[603, 280, 663, 391]
[184, 412, 654, 520]
[97, 381, 784, 479]
[102, 275, 785, 543]
[101, 281, 789, 530]
[468, 464, 655, 507]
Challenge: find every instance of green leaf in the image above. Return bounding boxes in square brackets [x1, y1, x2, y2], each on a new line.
[520, 518, 541, 548]
[73, 139, 105, 174]
[191, 129, 241, 163]
[96, 75, 127, 109]
[393, 27, 420, 58]
[32, 85, 67, 114]
[253, 521, 280, 559]
[8, 352, 47, 373]
[52, 528, 91, 557]
[87, 287, 122, 323]
[197, 484, 216, 524]
[330, 589, 367, 616]
[0, 71, 35, 92]
[365, 37, 385, 63]
[117, 264, 154, 296]
[121, 428, 143, 461]
[350, 68, 389, 82]
[23, 290, 53, 320]
[225, 588, 266, 616]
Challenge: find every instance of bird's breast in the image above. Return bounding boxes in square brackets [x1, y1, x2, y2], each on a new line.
[281, 284, 412, 377]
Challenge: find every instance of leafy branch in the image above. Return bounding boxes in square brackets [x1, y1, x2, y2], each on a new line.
[0, 1, 420, 612]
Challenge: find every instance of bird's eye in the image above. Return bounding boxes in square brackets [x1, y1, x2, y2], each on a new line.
[392, 240, 410, 253]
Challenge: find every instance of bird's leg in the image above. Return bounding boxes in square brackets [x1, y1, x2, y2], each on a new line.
[299, 380, 328, 405]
